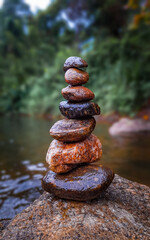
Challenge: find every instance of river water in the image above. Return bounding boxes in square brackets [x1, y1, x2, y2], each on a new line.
[0, 116, 150, 220]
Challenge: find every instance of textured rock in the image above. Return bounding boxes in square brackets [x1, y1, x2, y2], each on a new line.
[50, 163, 78, 174]
[64, 56, 88, 72]
[46, 134, 102, 173]
[50, 118, 96, 142]
[0, 220, 11, 234]
[42, 164, 114, 201]
[59, 101, 100, 119]
[65, 68, 89, 85]
[1, 175, 150, 240]
[109, 117, 150, 135]
[61, 85, 94, 102]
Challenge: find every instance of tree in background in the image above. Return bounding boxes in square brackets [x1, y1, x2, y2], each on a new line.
[126, 0, 150, 28]
[0, 0, 150, 116]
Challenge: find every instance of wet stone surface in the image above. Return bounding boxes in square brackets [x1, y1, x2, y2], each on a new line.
[42, 164, 114, 201]
[1, 175, 150, 240]
[65, 68, 89, 86]
[49, 163, 78, 174]
[59, 101, 100, 119]
[61, 85, 94, 102]
[50, 118, 96, 142]
[63, 56, 88, 72]
[46, 134, 102, 173]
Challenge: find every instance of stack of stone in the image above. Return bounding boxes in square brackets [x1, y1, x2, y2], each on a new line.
[42, 56, 114, 201]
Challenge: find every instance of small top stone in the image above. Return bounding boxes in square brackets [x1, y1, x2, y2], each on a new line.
[64, 56, 88, 71]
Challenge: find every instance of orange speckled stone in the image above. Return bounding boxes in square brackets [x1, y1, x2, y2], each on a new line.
[61, 85, 95, 102]
[65, 68, 89, 86]
[46, 134, 102, 173]
[50, 163, 78, 174]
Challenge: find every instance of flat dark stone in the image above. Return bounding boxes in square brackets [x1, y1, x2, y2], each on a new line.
[42, 164, 114, 201]
[50, 118, 96, 142]
[59, 101, 100, 119]
[64, 56, 88, 71]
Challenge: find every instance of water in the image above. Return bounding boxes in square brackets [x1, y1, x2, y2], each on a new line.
[0, 116, 150, 220]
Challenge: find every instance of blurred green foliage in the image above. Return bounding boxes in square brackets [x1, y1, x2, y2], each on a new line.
[0, 0, 150, 116]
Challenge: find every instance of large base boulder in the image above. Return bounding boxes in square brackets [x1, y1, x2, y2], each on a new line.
[1, 175, 149, 240]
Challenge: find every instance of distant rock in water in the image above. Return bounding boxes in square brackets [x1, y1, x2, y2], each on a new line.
[109, 117, 150, 135]
[1, 175, 149, 240]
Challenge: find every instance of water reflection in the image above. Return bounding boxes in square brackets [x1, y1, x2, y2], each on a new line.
[0, 116, 150, 220]
[0, 161, 45, 219]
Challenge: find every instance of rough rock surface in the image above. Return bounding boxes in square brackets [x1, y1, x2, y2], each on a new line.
[59, 101, 100, 119]
[61, 85, 94, 102]
[42, 164, 114, 201]
[1, 175, 150, 240]
[65, 68, 89, 85]
[46, 134, 102, 173]
[0, 220, 11, 233]
[64, 56, 88, 72]
[49, 163, 78, 174]
[50, 118, 96, 142]
[109, 117, 150, 135]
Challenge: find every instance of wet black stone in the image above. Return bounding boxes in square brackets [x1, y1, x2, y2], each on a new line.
[64, 56, 88, 71]
[42, 164, 114, 201]
[59, 101, 100, 119]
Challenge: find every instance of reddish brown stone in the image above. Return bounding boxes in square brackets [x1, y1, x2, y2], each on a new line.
[50, 118, 96, 142]
[65, 68, 89, 86]
[42, 165, 114, 201]
[61, 85, 94, 102]
[46, 134, 102, 173]
[63, 56, 88, 72]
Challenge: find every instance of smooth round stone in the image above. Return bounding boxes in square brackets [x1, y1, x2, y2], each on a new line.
[61, 85, 95, 102]
[42, 164, 114, 201]
[64, 56, 88, 72]
[59, 101, 100, 119]
[50, 118, 96, 142]
[65, 68, 89, 86]
[46, 134, 102, 173]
